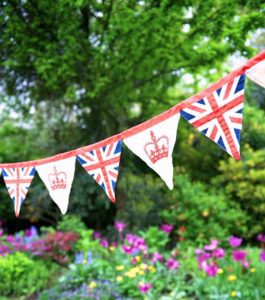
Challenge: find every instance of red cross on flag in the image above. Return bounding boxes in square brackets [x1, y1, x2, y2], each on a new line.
[2, 166, 36, 217]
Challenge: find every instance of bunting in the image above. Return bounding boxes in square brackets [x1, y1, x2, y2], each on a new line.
[36, 157, 76, 214]
[180, 74, 245, 160]
[2, 167, 36, 217]
[124, 114, 180, 189]
[77, 140, 123, 202]
[246, 59, 265, 88]
[0, 50, 264, 216]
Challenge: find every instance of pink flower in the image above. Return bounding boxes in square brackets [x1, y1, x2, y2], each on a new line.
[257, 234, 265, 243]
[93, 231, 101, 239]
[165, 258, 179, 270]
[260, 251, 265, 262]
[204, 240, 218, 251]
[242, 260, 250, 269]
[115, 221, 126, 233]
[213, 248, 225, 259]
[151, 252, 163, 263]
[100, 239, 109, 248]
[160, 224, 173, 234]
[122, 245, 134, 255]
[232, 250, 247, 262]
[138, 282, 152, 294]
[205, 264, 218, 277]
[229, 236, 242, 248]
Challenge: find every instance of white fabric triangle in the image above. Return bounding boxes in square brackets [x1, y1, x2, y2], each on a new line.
[124, 114, 180, 189]
[246, 59, 265, 88]
[36, 157, 76, 214]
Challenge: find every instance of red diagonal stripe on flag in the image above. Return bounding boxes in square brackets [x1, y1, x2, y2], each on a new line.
[191, 95, 244, 128]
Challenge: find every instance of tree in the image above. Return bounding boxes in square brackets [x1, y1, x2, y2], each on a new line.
[0, 0, 264, 226]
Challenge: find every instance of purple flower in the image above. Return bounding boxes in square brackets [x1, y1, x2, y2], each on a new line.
[100, 239, 109, 248]
[232, 250, 247, 262]
[242, 260, 250, 269]
[213, 248, 225, 259]
[257, 234, 265, 243]
[151, 252, 164, 263]
[93, 231, 101, 239]
[229, 236, 242, 248]
[204, 240, 218, 251]
[165, 258, 179, 270]
[138, 283, 152, 294]
[0, 220, 3, 228]
[0, 229, 3, 238]
[160, 224, 173, 234]
[122, 245, 134, 255]
[115, 221, 126, 233]
[205, 264, 218, 277]
[195, 248, 204, 255]
[260, 251, 265, 262]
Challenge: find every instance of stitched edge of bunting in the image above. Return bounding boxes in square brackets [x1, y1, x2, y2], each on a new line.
[0, 50, 264, 168]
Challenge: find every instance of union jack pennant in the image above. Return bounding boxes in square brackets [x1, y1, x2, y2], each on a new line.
[77, 140, 123, 202]
[180, 74, 246, 160]
[2, 166, 36, 217]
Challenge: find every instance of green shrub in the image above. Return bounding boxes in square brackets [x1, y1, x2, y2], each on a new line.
[57, 214, 87, 235]
[160, 174, 248, 244]
[0, 252, 57, 297]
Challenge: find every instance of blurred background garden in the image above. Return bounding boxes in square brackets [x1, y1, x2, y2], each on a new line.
[0, 0, 265, 299]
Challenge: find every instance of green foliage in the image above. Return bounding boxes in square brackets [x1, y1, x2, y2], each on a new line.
[0, 252, 56, 297]
[213, 146, 265, 236]
[57, 214, 87, 235]
[160, 174, 248, 244]
[74, 229, 107, 256]
[140, 226, 169, 254]
[116, 172, 168, 229]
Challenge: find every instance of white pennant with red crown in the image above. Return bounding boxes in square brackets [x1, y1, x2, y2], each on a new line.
[36, 157, 76, 214]
[124, 114, 180, 189]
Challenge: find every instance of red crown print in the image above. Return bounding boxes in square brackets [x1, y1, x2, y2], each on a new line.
[144, 131, 169, 164]
[48, 166, 67, 190]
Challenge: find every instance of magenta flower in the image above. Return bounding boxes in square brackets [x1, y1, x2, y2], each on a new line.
[100, 239, 109, 248]
[0, 229, 3, 238]
[138, 282, 152, 294]
[122, 245, 134, 255]
[229, 236, 242, 248]
[242, 260, 250, 269]
[260, 251, 265, 262]
[232, 250, 247, 262]
[195, 248, 204, 255]
[151, 252, 164, 263]
[205, 264, 218, 277]
[257, 234, 265, 243]
[115, 221, 126, 233]
[160, 224, 173, 234]
[165, 258, 179, 270]
[93, 231, 101, 239]
[213, 248, 225, 259]
[204, 240, 218, 251]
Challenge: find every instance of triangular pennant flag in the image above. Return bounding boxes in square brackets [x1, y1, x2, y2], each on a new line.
[77, 140, 123, 203]
[124, 114, 180, 190]
[2, 166, 36, 217]
[246, 59, 265, 88]
[36, 157, 76, 214]
[181, 74, 245, 160]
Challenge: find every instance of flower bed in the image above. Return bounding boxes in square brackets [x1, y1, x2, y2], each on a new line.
[0, 218, 264, 299]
